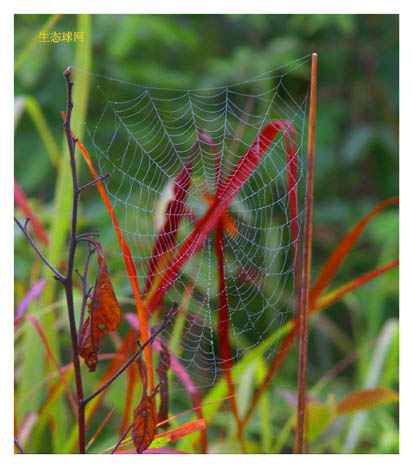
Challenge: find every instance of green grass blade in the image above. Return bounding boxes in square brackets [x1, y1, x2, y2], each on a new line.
[256, 357, 272, 453]
[342, 319, 398, 453]
[15, 95, 60, 167]
[14, 14, 62, 73]
[23, 96, 60, 167]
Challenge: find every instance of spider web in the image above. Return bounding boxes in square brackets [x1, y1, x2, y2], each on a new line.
[76, 55, 311, 389]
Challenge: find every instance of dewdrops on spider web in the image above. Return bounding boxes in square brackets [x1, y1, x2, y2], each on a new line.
[75, 55, 311, 389]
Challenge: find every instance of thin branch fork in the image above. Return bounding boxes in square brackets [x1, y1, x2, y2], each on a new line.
[76, 231, 100, 240]
[14, 216, 65, 282]
[76, 241, 96, 341]
[16, 67, 115, 454]
[78, 173, 110, 193]
[80, 302, 177, 408]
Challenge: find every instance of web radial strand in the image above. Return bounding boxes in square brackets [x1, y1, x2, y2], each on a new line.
[81, 56, 311, 389]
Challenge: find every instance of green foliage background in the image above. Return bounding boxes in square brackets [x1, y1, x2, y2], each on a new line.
[14, 14, 399, 454]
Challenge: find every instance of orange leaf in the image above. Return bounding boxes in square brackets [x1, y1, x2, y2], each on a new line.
[310, 197, 399, 308]
[154, 419, 206, 444]
[335, 387, 399, 415]
[132, 394, 157, 454]
[132, 359, 157, 453]
[79, 243, 121, 371]
[313, 258, 399, 312]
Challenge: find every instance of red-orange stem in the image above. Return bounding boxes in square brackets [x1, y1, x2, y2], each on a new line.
[295, 53, 318, 454]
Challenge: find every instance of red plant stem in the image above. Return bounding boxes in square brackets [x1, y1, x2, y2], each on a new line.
[205, 127, 245, 449]
[295, 53, 318, 454]
[63, 66, 86, 453]
[144, 153, 193, 296]
[282, 121, 301, 303]
[215, 220, 246, 451]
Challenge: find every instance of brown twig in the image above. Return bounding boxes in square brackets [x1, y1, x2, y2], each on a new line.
[295, 53, 318, 454]
[80, 302, 176, 407]
[62, 65, 86, 453]
[110, 422, 133, 454]
[78, 173, 110, 192]
[14, 437, 25, 454]
[14, 216, 64, 281]
[76, 241, 96, 341]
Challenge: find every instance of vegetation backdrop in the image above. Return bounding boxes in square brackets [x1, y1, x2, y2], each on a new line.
[14, 14, 399, 454]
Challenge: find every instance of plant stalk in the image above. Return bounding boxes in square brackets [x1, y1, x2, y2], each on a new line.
[295, 53, 318, 454]
[63, 66, 86, 454]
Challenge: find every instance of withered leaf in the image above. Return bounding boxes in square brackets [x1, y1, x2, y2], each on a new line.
[156, 342, 170, 429]
[132, 359, 157, 453]
[79, 243, 121, 371]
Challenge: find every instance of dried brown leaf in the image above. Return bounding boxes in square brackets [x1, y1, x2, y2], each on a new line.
[79, 244, 121, 371]
[132, 359, 157, 453]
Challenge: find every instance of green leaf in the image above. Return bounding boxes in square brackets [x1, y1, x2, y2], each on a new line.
[14, 14, 62, 73]
[15, 95, 60, 167]
[305, 400, 335, 443]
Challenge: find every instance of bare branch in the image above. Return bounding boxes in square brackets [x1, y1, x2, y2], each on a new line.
[78, 173, 110, 193]
[110, 422, 133, 454]
[14, 437, 25, 454]
[77, 242, 96, 341]
[81, 302, 177, 407]
[14, 216, 65, 281]
[63, 65, 86, 453]
[76, 231, 100, 241]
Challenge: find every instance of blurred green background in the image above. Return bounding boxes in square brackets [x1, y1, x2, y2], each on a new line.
[14, 14, 399, 454]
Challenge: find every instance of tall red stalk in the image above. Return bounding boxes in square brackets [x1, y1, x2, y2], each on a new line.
[295, 53, 318, 454]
